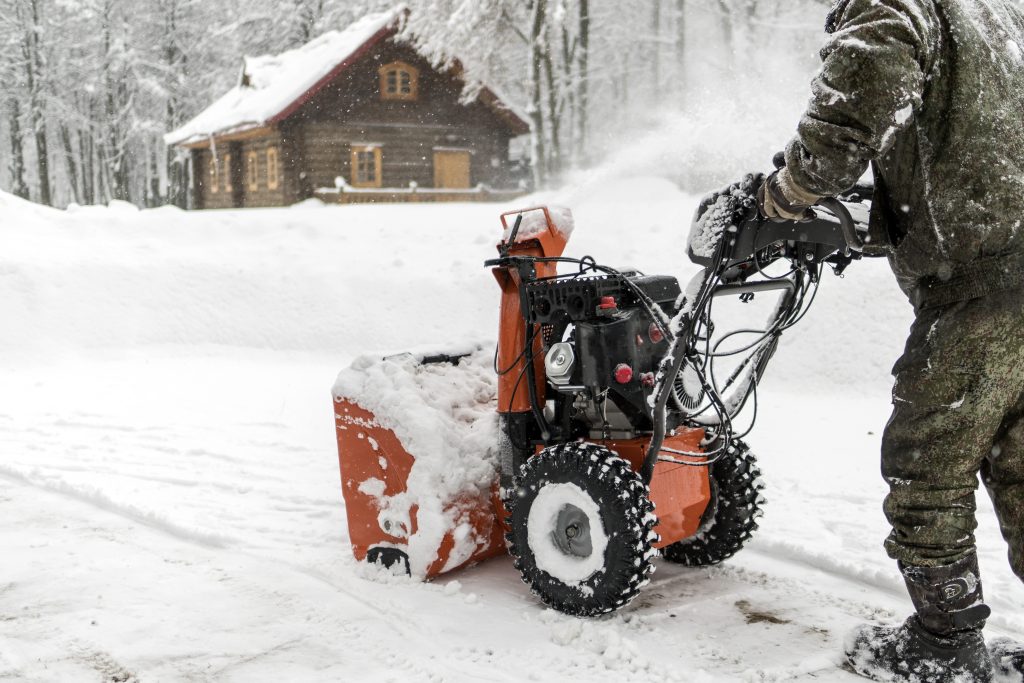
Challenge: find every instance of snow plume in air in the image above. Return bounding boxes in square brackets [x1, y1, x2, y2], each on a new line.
[552, 53, 816, 206]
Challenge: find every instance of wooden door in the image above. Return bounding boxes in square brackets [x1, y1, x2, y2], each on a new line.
[433, 150, 471, 189]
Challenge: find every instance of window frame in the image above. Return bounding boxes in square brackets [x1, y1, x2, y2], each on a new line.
[378, 61, 419, 101]
[350, 145, 383, 188]
[224, 153, 233, 193]
[246, 150, 259, 192]
[266, 146, 280, 191]
[209, 153, 219, 194]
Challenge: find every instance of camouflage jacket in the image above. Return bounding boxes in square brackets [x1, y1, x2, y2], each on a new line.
[785, 0, 1024, 305]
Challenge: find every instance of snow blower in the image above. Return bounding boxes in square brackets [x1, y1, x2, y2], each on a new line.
[333, 174, 871, 616]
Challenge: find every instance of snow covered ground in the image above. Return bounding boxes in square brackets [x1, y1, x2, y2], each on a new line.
[2, 178, 1022, 682]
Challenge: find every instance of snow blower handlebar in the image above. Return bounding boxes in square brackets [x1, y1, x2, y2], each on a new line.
[642, 197, 867, 483]
[817, 197, 867, 256]
[689, 197, 868, 273]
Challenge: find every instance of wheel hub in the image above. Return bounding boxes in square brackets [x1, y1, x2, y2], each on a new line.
[550, 504, 593, 558]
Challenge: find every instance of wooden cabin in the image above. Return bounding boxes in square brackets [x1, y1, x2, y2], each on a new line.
[165, 9, 529, 209]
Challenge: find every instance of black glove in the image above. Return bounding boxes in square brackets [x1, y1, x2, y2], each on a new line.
[690, 173, 765, 259]
[694, 173, 765, 225]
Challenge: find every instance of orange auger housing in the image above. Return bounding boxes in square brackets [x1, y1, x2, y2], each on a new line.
[333, 206, 712, 579]
[333, 396, 506, 577]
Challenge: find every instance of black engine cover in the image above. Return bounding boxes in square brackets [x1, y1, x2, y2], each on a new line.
[576, 308, 666, 424]
[525, 273, 681, 324]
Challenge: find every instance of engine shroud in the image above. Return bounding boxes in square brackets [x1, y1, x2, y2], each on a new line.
[525, 273, 682, 435]
[525, 272, 681, 325]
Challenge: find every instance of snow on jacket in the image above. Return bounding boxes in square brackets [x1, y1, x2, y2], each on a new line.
[785, 0, 1024, 301]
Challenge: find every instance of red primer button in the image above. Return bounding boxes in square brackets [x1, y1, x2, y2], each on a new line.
[615, 364, 634, 384]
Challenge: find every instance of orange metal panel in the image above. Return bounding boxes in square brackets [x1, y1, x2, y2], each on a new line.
[492, 266, 551, 415]
[593, 429, 712, 548]
[334, 398, 505, 576]
[493, 207, 569, 416]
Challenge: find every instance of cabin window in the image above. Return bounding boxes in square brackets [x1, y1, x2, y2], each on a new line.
[209, 155, 219, 194]
[223, 153, 233, 193]
[351, 145, 382, 188]
[247, 150, 259, 192]
[378, 61, 419, 101]
[266, 146, 280, 190]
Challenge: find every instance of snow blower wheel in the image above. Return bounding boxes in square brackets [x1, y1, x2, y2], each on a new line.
[661, 440, 764, 567]
[506, 442, 658, 617]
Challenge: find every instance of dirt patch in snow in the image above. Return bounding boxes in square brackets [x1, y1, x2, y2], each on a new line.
[736, 599, 792, 625]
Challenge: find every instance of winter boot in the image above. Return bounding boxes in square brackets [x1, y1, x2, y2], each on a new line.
[845, 553, 994, 682]
[990, 638, 1024, 681]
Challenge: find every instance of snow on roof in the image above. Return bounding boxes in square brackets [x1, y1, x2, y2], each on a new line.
[166, 7, 529, 147]
[165, 9, 402, 146]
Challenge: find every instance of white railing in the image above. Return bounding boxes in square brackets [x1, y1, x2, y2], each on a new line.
[316, 177, 527, 197]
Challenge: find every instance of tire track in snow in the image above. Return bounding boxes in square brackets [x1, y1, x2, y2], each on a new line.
[748, 541, 904, 595]
[249, 554, 428, 640]
[201, 637, 305, 679]
[640, 564, 886, 637]
[0, 464, 234, 548]
[71, 645, 138, 683]
[746, 542, 1024, 634]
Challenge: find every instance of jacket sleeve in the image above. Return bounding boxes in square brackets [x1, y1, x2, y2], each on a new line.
[785, 0, 939, 197]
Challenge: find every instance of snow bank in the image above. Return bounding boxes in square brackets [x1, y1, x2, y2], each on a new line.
[0, 197, 510, 359]
[0, 179, 910, 391]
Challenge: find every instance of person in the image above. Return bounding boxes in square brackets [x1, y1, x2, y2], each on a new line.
[756, 0, 1024, 680]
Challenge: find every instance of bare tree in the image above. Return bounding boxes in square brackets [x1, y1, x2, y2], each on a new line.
[576, 0, 589, 160]
[527, 0, 548, 187]
[99, 0, 133, 202]
[4, 0, 53, 204]
[6, 97, 30, 199]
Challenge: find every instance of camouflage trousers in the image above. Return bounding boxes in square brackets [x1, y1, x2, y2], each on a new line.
[882, 293, 1024, 582]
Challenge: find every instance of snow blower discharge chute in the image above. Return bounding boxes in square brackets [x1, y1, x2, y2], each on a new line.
[333, 180, 872, 617]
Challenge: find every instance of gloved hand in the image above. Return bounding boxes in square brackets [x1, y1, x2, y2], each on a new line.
[757, 166, 821, 222]
[690, 173, 765, 259]
[694, 172, 764, 224]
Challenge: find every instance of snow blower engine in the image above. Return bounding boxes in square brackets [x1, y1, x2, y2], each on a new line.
[333, 172, 872, 617]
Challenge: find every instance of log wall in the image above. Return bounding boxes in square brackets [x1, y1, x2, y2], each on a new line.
[189, 38, 524, 209]
[292, 41, 516, 194]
